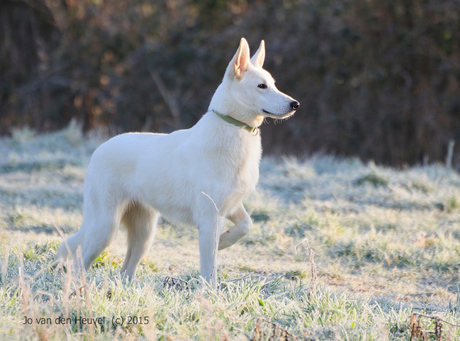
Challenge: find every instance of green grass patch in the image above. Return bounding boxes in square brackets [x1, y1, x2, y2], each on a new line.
[355, 172, 389, 187]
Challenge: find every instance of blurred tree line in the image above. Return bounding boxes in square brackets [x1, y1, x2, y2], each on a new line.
[1, 0, 460, 166]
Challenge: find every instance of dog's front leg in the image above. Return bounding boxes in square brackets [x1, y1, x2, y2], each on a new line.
[198, 216, 224, 288]
[218, 203, 252, 250]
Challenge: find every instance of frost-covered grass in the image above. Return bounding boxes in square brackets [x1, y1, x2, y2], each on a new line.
[0, 124, 459, 340]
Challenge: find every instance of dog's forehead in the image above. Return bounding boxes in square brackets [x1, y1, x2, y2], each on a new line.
[251, 67, 275, 83]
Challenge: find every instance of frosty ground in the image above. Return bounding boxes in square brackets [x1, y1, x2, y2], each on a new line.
[0, 123, 459, 340]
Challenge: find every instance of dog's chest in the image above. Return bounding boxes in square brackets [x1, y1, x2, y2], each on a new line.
[224, 133, 261, 199]
[237, 142, 260, 190]
[213, 137, 259, 216]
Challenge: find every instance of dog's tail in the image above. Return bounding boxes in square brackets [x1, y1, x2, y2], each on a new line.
[57, 230, 84, 260]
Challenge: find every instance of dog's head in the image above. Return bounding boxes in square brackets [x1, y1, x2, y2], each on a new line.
[223, 38, 299, 121]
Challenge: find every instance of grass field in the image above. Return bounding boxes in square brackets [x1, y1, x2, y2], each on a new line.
[1, 123, 459, 340]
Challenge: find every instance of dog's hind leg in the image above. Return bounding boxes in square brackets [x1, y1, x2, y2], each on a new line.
[218, 203, 252, 250]
[79, 198, 122, 271]
[57, 228, 85, 261]
[80, 215, 119, 271]
[120, 203, 158, 280]
[58, 193, 119, 270]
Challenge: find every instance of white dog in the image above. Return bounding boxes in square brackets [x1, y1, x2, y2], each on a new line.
[58, 38, 299, 287]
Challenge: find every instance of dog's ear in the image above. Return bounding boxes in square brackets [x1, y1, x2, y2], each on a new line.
[250, 40, 265, 68]
[226, 37, 250, 80]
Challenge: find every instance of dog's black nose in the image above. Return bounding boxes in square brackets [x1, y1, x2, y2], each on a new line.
[290, 101, 300, 110]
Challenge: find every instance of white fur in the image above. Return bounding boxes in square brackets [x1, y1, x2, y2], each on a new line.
[57, 38, 299, 287]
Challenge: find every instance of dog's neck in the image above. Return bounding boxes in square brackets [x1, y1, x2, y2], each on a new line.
[212, 110, 258, 134]
[208, 83, 265, 128]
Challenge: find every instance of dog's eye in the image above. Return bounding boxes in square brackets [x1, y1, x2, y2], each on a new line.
[257, 83, 267, 89]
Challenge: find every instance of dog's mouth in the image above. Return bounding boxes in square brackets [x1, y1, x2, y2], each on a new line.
[262, 109, 276, 115]
[262, 109, 296, 119]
